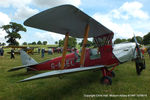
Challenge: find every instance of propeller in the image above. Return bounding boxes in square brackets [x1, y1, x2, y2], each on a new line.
[133, 35, 146, 75]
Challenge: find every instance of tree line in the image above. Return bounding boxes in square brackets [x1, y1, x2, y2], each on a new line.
[114, 32, 150, 45]
[22, 41, 47, 45]
[0, 42, 6, 46]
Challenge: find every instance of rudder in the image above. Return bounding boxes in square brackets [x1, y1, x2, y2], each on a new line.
[20, 50, 38, 65]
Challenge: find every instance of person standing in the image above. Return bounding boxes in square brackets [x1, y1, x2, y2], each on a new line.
[0, 47, 2, 56]
[10, 48, 15, 59]
[1, 47, 4, 56]
[48, 48, 52, 55]
[38, 48, 40, 54]
[41, 48, 45, 58]
[147, 48, 150, 58]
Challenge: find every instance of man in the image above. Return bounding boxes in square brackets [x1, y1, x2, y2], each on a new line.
[0, 47, 2, 56]
[74, 48, 80, 59]
[48, 48, 52, 55]
[147, 48, 150, 58]
[41, 48, 45, 58]
[1, 47, 4, 56]
[38, 48, 40, 54]
[10, 48, 15, 59]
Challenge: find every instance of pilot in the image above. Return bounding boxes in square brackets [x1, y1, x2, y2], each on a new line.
[74, 48, 80, 59]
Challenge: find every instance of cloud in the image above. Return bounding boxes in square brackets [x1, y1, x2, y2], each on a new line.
[19, 32, 65, 44]
[0, 12, 11, 43]
[110, 1, 149, 20]
[31, 0, 81, 8]
[92, 1, 149, 39]
[0, 0, 81, 20]
[13, 6, 39, 20]
[0, 0, 31, 8]
[92, 12, 143, 39]
[0, 0, 38, 20]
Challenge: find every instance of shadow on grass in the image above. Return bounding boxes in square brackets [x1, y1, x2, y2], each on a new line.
[18, 71, 102, 100]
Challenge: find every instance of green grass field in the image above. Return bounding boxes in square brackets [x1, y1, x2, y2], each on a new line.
[0, 50, 150, 100]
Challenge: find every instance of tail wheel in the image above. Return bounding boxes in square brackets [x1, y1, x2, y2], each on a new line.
[101, 76, 112, 85]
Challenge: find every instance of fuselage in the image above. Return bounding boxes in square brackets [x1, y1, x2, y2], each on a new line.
[29, 42, 137, 71]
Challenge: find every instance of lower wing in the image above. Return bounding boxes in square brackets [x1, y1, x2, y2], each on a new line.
[19, 65, 104, 82]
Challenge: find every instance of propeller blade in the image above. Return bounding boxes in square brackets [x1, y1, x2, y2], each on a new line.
[133, 35, 145, 75]
[133, 35, 142, 58]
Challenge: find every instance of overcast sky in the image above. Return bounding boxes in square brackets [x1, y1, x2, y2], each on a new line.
[0, 0, 150, 44]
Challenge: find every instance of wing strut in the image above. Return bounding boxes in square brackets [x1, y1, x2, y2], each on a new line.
[60, 32, 69, 70]
[80, 24, 90, 67]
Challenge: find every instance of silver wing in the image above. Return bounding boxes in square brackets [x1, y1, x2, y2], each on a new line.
[19, 65, 104, 82]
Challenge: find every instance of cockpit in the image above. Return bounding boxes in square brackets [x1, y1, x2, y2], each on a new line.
[89, 49, 101, 60]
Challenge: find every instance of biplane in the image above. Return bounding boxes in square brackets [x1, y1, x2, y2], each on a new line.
[6, 46, 38, 54]
[9, 5, 146, 85]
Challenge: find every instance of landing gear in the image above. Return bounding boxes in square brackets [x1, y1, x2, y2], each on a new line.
[135, 59, 146, 75]
[100, 68, 115, 85]
[101, 76, 112, 85]
[107, 70, 115, 77]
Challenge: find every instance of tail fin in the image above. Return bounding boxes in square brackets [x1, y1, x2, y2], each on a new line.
[20, 50, 38, 65]
[8, 50, 38, 72]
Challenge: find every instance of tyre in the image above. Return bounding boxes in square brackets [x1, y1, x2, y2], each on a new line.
[142, 59, 146, 69]
[136, 62, 141, 75]
[101, 76, 112, 85]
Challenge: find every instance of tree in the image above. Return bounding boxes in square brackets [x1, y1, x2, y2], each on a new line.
[114, 38, 122, 44]
[68, 37, 77, 48]
[143, 32, 150, 45]
[114, 38, 128, 44]
[55, 41, 58, 45]
[121, 39, 127, 42]
[58, 39, 64, 47]
[37, 41, 42, 45]
[127, 38, 131, 42]
[0, 22, 26, 46]
[58, 37, 77, 48]
[43, 41, 47, 45]
[2, 43, 6, 46]
[23, 42, 27, 45]
[28, 43, 32, 45]
[32, 41, 36, 45]
[79, 39, 93, 47]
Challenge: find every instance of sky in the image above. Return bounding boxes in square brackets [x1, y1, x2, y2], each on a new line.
[0, 0, 150, 44]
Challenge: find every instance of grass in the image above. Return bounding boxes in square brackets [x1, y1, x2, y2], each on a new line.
[0, 49, 150, 100]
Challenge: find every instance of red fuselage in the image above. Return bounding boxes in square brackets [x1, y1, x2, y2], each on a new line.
[30, 45, 119, 71]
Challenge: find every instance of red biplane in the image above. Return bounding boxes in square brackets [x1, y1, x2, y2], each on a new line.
[9, 5, 146, 85]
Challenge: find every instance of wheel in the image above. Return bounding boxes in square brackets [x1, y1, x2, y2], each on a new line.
[101, 76, 112, 85]
[141, 59, 146, 69]
[136, 62, 141, 75]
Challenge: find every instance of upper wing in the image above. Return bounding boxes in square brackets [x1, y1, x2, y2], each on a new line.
[19, 65, 104, 82]
[24, 5, 112, 38]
